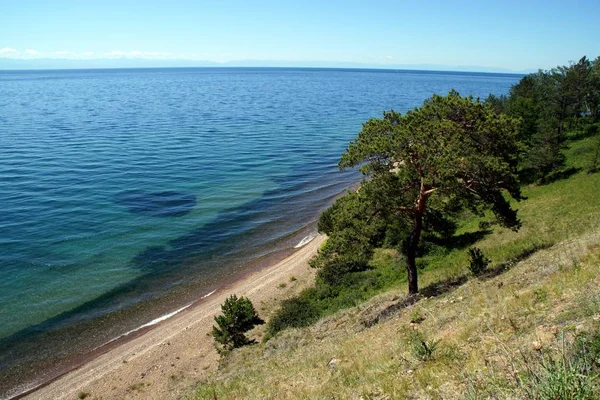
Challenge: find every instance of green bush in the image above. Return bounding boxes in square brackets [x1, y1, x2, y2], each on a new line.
[265, 297, 320, 338]
[467, 247, 491, 276]
[212, 295, 264, 354]
[266, 247, 404, 339]
[316, 254, 370, 286]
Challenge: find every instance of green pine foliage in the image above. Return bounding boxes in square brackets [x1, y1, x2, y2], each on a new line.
[212, 295, 264, 354]
[338, 90, 523, 294]
[490, 56, 600, 182]
[467, 247, 491, 276]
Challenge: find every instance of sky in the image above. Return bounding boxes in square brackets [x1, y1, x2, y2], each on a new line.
[1, 0, 599, 71]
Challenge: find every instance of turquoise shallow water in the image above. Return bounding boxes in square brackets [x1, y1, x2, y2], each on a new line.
[0, 67, 520, 396]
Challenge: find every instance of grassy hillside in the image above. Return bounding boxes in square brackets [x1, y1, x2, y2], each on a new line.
[187, 133, 600, 399]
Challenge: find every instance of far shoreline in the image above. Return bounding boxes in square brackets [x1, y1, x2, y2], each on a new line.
[0, 65, 527, 78]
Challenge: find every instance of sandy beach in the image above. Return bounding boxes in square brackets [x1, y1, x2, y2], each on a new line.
[22, 234, 325, 400]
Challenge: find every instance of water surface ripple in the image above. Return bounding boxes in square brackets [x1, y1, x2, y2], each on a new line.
[0, 67, 521, 397]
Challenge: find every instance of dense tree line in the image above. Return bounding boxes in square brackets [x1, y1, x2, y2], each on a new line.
[486, 56, 600, 181]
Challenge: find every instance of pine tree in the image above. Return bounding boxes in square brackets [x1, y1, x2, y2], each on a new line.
[212, 295, 264, 353]
[339, 91, 522, 294]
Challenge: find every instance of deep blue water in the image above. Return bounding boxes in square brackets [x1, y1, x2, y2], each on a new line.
[0, 67, 521, 396]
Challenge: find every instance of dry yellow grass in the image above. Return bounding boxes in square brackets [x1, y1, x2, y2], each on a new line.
[189, 231, 600, 400]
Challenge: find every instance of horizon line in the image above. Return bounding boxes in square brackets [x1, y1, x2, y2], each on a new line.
[0, 64, 529, 75]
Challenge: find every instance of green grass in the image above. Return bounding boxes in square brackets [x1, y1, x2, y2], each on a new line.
[522, 330, 600, 400]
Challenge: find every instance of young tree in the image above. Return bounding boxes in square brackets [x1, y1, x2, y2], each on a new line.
[562, 56, 592, 124]
[505, 74, 540, 145]
[212, 295, 264, 353]
[339, 91, 522, 294]
[588, 56, 600, 122]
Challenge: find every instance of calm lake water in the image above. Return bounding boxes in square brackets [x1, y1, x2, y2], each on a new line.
[0, 67, 521, 397]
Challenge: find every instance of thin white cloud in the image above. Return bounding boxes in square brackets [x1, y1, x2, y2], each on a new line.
[141, 51, 171, 58]
[0, 47, 19, 57]
[0, 47, 176, 60]
[363, 55, 397, 64]
[107, 50, 172, 58]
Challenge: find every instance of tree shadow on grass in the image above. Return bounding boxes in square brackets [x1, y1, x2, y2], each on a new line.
[362, 275, 467, 328]
[519, 166, 582, 186]
[426, 229, 492, 251]
[541, 167, 582, 185]
[479, 242, 554, 280]
[567, 124, 598, 142]
[362, 241, 553, 328]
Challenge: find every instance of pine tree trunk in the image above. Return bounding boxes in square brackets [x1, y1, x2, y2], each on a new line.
[405, 181, 428, 295]
[405, 211, 423, 295]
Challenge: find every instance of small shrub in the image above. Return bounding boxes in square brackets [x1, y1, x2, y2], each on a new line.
[278, 282, 287, 289]
[289, 275, 297, 282]
[408, 331, 440, 361]
[266, 297, 320, 338]
[478, 220, 493, 230]
[77, 392, 91, 399]
[468, 247, 491, 276]
[212, 295, 264, 354]
[315, 254, 370, 286]
[127, 382, 148, 392]
[412, 338, 440, 361]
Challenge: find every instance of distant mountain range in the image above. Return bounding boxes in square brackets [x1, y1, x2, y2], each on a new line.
[0, 57, 533, 74]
